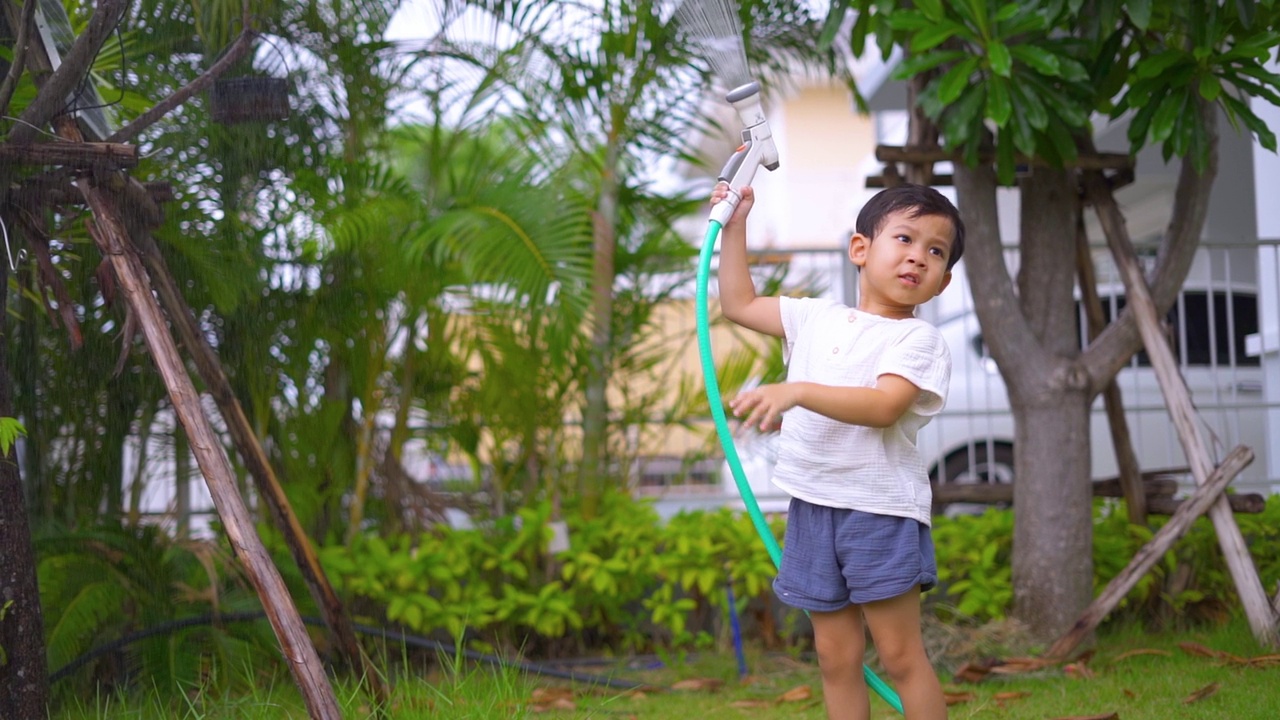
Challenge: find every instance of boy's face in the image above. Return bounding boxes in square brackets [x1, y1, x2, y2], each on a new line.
[848, 209, 954, 318]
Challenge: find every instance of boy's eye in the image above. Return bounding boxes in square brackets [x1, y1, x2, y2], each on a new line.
[896, 235, 910, 243]
[930, 247, 945, 257]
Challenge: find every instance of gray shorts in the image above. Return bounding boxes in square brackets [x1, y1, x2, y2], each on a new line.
[773, 497, 937, 612]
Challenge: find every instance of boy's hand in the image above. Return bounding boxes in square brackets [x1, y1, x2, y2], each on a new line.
[711, 181, 754, 227]
[730, 383, 795, 433]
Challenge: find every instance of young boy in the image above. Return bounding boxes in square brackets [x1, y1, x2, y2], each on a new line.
[711, 180, 965, 720]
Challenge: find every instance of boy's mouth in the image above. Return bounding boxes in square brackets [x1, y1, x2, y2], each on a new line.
[899, 272, 920, 286]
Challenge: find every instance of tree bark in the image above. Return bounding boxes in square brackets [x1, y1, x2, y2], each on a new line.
[1044, 444, 1253, 661]
[1085, 169, 1277, 647]
[0, 253, 48, 720]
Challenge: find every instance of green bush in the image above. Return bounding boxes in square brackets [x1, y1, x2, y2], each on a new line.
[930, 495, 1280, 626]
[319, 490, 784, 654]
[319, 493, 1280, 652]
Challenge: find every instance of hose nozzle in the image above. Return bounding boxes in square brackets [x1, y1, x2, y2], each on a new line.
[710, 81, 780, 226]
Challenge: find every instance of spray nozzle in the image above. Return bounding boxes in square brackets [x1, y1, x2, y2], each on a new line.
[709, 81, 780, 226]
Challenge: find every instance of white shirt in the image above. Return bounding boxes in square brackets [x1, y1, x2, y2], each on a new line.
[771, 296, 951, 525]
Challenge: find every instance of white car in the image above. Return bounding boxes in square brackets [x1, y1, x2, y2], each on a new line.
[721, 286, 1272, 514]
[918, 286, 1270, 509]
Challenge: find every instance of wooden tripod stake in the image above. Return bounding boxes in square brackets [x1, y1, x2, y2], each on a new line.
[61, 116, 341, 719]
[1084, 170, 1278, 646]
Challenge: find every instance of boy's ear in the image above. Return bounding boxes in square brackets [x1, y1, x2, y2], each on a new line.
[848, 233, 870, 267]
[935, 271, 953, 297]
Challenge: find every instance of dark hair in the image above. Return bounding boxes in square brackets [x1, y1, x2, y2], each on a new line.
[855, 183, 966, 270]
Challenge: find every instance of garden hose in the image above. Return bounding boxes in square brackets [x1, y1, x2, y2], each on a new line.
[696, 219, 905, 714]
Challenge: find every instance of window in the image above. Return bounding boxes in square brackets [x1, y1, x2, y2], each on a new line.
[971, 291, 1261, 368]
[1083, 291, 1260, 368]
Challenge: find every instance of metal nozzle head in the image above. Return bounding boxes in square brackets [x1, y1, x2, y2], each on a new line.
[725, 81, 761, 104]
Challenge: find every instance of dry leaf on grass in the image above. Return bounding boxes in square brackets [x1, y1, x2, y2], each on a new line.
[1182, 682, 1220, 704]
[993, 691, 1031, 702]
[1064, 662, 1095, 679]
[943, 691, 977, 706]
[528, 687, 576, 713]
[1047, 714, 1117, 720]
[775, 685, 813, 703]
[1177, 642, 1244, 663]
[670, 677, 726, 692]
[529, 697, 576, 712]
[1112, 648, 1172, 663]
[953, 660, 997, 682]
[1245, 654, 1280, 667]
[989, 657, 1055, 674]
[530, 687, 575, 703]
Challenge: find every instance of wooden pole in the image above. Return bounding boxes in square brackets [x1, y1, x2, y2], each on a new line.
[56, 119, 340, 718]
[876, 144, 1134, 170]
[130, 218, 390, 708]
[1044, 444, 1253, 660]
[1074, 210, 1147, 524]
[1084, 170, 1278, 646]
[0, 141, 138, 169]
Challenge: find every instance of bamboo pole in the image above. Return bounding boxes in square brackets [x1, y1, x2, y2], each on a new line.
[1044, 444, 1253, 660]
[1084, 170, 1278, 646]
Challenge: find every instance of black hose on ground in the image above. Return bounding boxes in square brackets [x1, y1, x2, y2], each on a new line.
[49, 611, 651, 691]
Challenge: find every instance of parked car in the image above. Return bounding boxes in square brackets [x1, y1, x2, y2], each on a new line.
[919, 286, 1270, 510]
[721, 285, 1272, 515]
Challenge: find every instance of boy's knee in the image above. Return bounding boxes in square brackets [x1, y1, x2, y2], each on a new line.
[877, 644, 929, 683]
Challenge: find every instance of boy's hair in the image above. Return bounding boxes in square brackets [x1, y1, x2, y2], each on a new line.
[854, 183, 966, 270]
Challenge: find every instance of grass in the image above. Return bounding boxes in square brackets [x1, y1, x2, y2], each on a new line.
[49, 617, 1280, 719]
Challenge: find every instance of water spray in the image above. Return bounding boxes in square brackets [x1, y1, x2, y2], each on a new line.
[676, 0, 904, 713]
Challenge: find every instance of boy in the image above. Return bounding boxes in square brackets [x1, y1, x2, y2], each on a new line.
[711, 180, 965, 720]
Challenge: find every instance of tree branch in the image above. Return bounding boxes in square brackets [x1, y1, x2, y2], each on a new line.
[1081, 101, 1219, 392]
[0, 0, 39, 118]
[9, 0, 129, 144]
[106, 26, 257, 145]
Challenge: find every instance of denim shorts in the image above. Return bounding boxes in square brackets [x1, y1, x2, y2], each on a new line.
[773, 497, 937, 612]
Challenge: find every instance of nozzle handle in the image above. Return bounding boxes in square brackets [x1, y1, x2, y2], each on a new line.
[709, 187, 741, 227]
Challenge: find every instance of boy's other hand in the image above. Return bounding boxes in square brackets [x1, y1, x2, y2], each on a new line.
[711, 181, 754, 227]
[730, 383, 795, 433]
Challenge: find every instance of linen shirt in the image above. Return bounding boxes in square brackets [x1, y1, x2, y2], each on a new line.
[770, 296, 951, 525]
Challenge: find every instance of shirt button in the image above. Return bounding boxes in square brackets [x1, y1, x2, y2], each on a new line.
[848, 313, 856, 323]
[832, 347, 839, 354]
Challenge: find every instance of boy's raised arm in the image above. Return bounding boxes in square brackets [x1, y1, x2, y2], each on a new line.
[713, 184, 783, 338]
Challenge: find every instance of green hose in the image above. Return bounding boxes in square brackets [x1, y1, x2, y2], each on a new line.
[696, 219, 905, 714]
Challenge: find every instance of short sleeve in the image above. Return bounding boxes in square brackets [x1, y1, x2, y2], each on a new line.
[779, 296, 839, 364]
[876, 323, 951, 416]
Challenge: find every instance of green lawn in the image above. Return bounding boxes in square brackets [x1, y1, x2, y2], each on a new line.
[51, 618, 1280, 719]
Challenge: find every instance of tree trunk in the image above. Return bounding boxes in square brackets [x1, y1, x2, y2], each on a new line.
[1010, 394, 1094, 635]
[1045, 444, 1253, 660]
[579, 130, 622, 517]
[0, 258, 49, 720]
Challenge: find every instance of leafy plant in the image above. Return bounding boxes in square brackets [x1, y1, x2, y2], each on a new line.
[0, 417, 24, 456]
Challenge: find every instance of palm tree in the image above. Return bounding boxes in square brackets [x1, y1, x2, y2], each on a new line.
[434, 0, 852, 516]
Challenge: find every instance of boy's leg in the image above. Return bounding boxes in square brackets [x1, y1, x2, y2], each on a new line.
[861, 587, 946, 719]
[809, 605, 869, 720]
